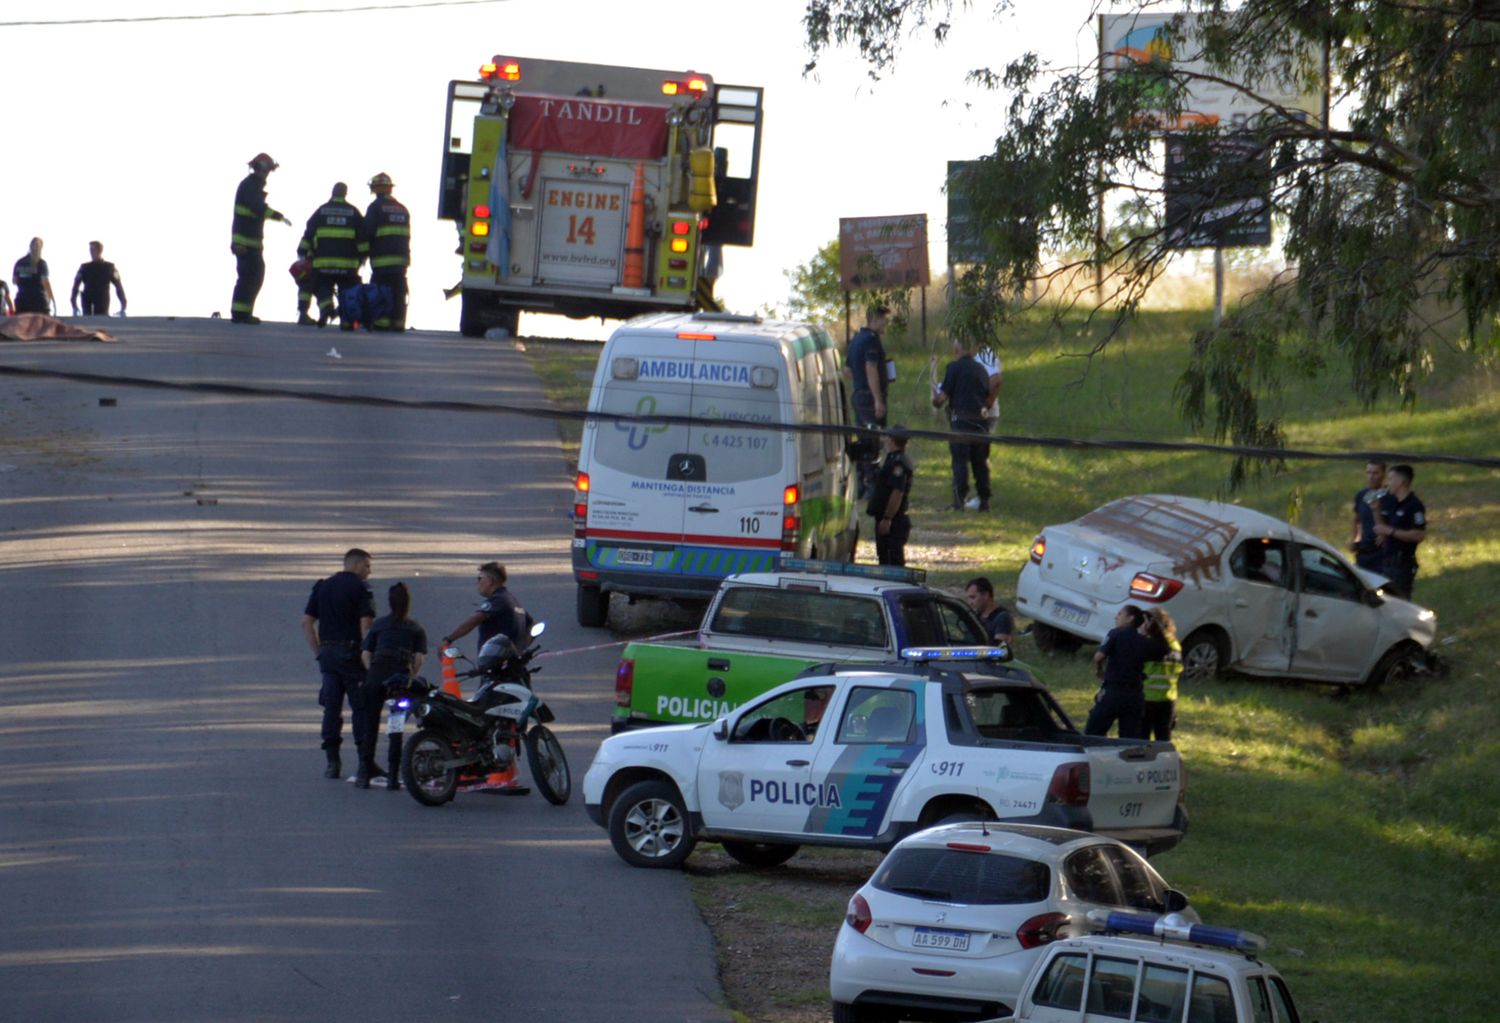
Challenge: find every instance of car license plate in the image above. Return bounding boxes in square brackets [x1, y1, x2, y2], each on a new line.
[912, 927, 970, 951]
[1051, 600, 1091, 627]
[615, 548, 655, 566]
[386, 708, 407, 734]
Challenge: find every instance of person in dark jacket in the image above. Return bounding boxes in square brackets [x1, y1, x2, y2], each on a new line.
[932, 338, 993, 511]
[12, 237, 54, 314]
[359, 582, 427, 790]
[867, 426, 915, 567]
[230, 153, 290, 324]
[71, 241, 127, 316]
[302, 548, 375, 779]
[300, 182, 367, 329]
[440, 561, 532, 654]
[1086, 604, 1167, 740]
[362, 172, 410, 331]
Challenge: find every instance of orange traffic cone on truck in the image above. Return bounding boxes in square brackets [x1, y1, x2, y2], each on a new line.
[622, 160, 646, 288]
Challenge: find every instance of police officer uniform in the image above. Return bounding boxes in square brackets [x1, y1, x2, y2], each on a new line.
[847, 324, 890, 499]
[1381, 490, 1427, 598]
[300, 183, 367, 328]
[938, 352, 993, 510]
[476, 586, 531, 650]
[363, 174, 411, 331]
[230, 154, 285, 324]
[304, 568, 376, 777]
[1086, 625, 1167, 740]
[867, 441, 915, 567]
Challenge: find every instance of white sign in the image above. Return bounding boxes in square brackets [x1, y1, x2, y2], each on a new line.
[536, 179, 628, 286]
[1101, 13, 1323, 131]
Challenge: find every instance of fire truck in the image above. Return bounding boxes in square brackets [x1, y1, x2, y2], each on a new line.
[438, 56, 764, 336]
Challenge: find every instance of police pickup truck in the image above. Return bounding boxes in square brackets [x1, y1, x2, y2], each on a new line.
[983, 910, 1303, 1023]
[584, 650, 1188, 869]
[612, 558, 992, 732]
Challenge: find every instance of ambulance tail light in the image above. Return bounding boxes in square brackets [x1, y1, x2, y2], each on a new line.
[1016, 911, 1069, 949]
[573, 472, 590, 531]
[845, 892, 872, 935]
[614, 658, 634, 708]
[1029, 534, 1046, 564]
[1046, 762, 1090, 808]
[781, 485, 801, 552]
[1129, 572, 1183, 602]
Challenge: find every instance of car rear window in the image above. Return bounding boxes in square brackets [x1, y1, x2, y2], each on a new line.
[871, 847, 1050, 905]
[710, 588, 887, 647]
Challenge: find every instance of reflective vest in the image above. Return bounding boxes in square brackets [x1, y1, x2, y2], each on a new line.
[363, 195, 411, 271]
[1144, 639, 1183, 703]
[301, 199, 366, 273]
[231, 173, 282, 250]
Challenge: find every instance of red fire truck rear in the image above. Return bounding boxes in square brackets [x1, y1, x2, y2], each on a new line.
[438, 56, 764, 337]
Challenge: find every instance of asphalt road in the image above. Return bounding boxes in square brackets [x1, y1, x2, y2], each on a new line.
[0, 318, 728, 1022]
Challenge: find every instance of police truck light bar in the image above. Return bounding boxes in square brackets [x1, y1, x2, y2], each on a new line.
[1085, 910, 1267, 954]
[901, 646, 1012, 662]
[777, 557, 926, 585]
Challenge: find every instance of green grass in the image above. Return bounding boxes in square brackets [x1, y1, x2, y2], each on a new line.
[524, 312, 1500, 1023]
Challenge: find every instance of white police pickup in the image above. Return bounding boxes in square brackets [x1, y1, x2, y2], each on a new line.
[983, 910, 1303, 1023]
[583, 649, 1188, 869]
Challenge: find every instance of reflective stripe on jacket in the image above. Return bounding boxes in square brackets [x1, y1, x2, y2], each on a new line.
[363, 195, 411, 271]
[231, 173, 281, 250]
[1143, 639, 1183, 703]
[301, 199, 367, 272]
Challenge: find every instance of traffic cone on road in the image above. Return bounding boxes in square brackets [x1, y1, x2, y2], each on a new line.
[441, 650, 461, 697]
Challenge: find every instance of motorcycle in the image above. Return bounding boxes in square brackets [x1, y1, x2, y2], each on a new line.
[386, 621, 571, 807]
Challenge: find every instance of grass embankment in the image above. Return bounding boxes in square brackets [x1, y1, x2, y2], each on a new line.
[525, 314, 1500, 1023]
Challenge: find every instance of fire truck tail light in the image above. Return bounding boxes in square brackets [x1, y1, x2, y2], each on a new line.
[472, 221, 490, 237]
[670, 239, 689, 253]
[672, 221, 692, 235]
[474, 204, 491, 219]
[480, 58, 521, 81]
[687, 77, 708, 94]
[661, 81, 681, 95]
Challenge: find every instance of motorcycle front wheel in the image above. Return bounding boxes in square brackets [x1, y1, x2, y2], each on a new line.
[524, 724, 571, 805]
[402, 727, 459, 806]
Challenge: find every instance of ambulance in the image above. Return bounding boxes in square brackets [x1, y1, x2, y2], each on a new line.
[571, 312, 860, 627]
[438, 56, 763, 336]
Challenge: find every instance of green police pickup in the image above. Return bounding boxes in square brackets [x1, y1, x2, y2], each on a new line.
[611, 558, 995, 732]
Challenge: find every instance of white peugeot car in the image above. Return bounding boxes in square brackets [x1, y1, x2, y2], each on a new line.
[1015, 494, 1436, 688]
[829, 822, 1197, 1023]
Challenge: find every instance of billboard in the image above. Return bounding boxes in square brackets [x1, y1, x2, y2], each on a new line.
[1101, 13, 1322, 131]
[838, 215, 931, 289]
[1163, 134, 1272, 249]
[945, 161, 987, 265]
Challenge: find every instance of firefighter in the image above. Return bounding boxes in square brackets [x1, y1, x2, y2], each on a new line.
[300, 182, 367, 329]
[230, 153, 291, 325]
[362, 172, 410, 331]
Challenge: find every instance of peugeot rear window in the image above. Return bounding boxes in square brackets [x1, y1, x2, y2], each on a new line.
[872, 847, 1050, 905]
[710, 588, 887, 647]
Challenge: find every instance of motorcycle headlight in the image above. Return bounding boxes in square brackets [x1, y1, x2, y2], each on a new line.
[416, 702, 431, 717]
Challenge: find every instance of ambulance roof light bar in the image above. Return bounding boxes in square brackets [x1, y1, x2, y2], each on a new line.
[480, 57, 521, 81]
[1085, 910, 1267, 954]
[777, 557, 926, 585]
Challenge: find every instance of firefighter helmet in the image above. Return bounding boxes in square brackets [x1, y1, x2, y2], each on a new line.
[369, 172, 395, 192]
[248, 152, 279, 172]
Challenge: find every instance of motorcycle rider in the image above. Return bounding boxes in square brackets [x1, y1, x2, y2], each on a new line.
[359, 581, 427, 790]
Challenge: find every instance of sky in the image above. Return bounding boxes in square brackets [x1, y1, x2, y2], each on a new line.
[1, 0, 1108, 336]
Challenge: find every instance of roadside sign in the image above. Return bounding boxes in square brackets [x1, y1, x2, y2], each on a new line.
[838, 215, 930, 290]
[1163, 133, 1272, 249]
[945, 161, 986, 265]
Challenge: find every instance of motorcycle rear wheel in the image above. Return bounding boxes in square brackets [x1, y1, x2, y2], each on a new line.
[525, 724, 571, 805]
[402, 727, 459, 806]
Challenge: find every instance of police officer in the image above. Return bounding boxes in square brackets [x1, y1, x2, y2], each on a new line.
[301, 548, 376, 779]
[362, 172, 411, 331]
[300, 182, 367, 329]
[230, 153, 291, 324]
[1087, 605, 1167, 740]
[1349, 460, 1388, 571]
[359, 581, 427, 790]
[846, 305, 892, 499]
[439, 561, 533, 655]
[1373, 464, 1427, 598]
[867, 426, 915, 567]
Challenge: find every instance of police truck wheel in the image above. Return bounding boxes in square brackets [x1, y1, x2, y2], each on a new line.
[608, 780, 696, 869]
[720, 840, 799, 869]
[577, 584, 609, 628]
[1180, 628, 1228, 681]
[401, 728, 459, 806]
[524, 725, 571, 805]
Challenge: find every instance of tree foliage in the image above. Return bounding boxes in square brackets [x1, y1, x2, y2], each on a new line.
[805, 0, 1500, 475]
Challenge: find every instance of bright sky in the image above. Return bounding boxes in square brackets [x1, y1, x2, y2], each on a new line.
[2, 0, 1106, 336]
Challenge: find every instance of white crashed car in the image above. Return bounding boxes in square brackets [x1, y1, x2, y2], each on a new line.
[1015, 494, 1436, 687]
[829, 822, 1198, 1022]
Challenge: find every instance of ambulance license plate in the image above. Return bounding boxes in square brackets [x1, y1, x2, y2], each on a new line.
[912, 927, 970, 951]
[615, 548, 655, 566]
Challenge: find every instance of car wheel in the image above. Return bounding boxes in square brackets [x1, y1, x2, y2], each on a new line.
[1367, 643, 1420, 689]
[608, 780, 696, 869]
[576, 584, 609, 628]
[1180, 628, 1228, 681]
[720, 840, 800, 869]
[1031, 622, 1082, 654]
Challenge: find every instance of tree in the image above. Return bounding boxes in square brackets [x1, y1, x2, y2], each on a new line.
[805, 0, 1500, 477]
[782, 237, 915, 337]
